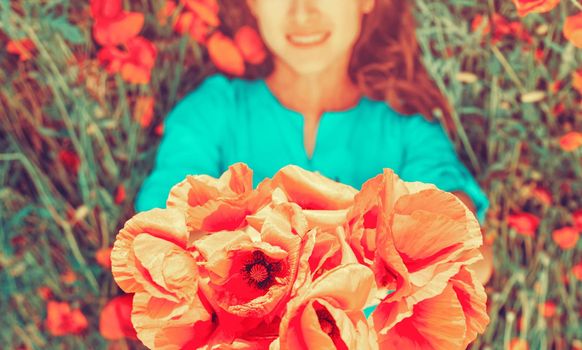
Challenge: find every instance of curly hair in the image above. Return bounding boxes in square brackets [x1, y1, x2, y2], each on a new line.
[218, 0, 455, 134]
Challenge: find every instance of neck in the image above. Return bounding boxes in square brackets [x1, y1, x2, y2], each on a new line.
[265, 59, 362, 122]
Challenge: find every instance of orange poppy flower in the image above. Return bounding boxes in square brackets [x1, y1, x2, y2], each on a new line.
[45, 301, 88, 336]
[507, 212, 540, 237]
[174, 10, 212, 44]
[346, 169, 482, 302]
[277, 264, 377, 350]
[509, 338, 529, 350]
[207, 32, 246, 76]
[564, 12, 582, 48]
[95, 246, 112, 269]
[552, 226, 579, 250]
[573, 209, 582, 231]
[111, 208, 199, 301]
[538, 301, 557, 317]
[99, 294, 137, 340]
[559, 131, 582, 152]
[133, 96, 155, 128]
[93, 11, 144, 46]
[193, 204, 314, 333]
[111, 208, 214, 347]
[235, 26, 267, 65]
[131, 291, 215, 348]
[271, 165, 358, 210]
[573, 69, 582, 95]
[512, 0, 559, 16]
[167, 163, 271, 233]
[6, 39, 35, 61]
[374, 267, 489, 350]
[182, 0, 220, 27]
[308, 229, 351, 279]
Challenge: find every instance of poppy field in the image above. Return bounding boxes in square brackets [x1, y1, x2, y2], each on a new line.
[1, 0, 582, 349]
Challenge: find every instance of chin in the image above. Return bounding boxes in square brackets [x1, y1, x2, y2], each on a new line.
[287, 60, 334, 76]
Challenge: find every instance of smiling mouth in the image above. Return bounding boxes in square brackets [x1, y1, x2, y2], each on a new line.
[286, 32, 330, 47]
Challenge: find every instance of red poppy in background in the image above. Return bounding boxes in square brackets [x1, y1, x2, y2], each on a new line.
[532, 186, 552, 205]
[174, 11, 213, 44]
[120, 37, 157, 84]
[564, 12, 582, 48]
[99, 294, 138, 340]
[573, 209, 582, 231]
[90, 0, 144, 46]
[157, 0, 177, 26]
[510, 338, 529, 350]
[58, 150, 81, 175]
[97, 37, 157, 84]
[471, 14, 532, 45]
[182, 0, 220, 27]
[538, 301, 557, 317]
[93, 12, 144, 46]
[114, 184, 126, 204]
[573, 261, 582, 281]
[90, 0, 122, 18]
[559, 132, 582, 152]
[552, 226, 579, 250]
[134, 96, 155, 128]
[45, 301, 88, 336]
[235, 26, 267, 65]
[512, 0, 560, 16]
[37, 287, 53, 300]
[7, 39, 35, 61]
[507, 212, 540, 237]
[207, 32, 246, 76]
[96, 247, 112, 269]
[96, 45, 128, 73]
[169, 0, 220, 44]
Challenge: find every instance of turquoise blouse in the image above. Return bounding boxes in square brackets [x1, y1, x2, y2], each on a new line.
[135, 74, 489, 223]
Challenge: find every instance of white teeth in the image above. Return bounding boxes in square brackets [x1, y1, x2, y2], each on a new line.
[288, 33, 329, 45]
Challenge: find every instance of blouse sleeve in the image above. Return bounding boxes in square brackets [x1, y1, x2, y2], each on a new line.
[398, 114, 489, 224]
[134, 74, 233, 212]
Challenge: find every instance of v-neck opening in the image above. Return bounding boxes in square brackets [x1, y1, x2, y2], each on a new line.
[254, 78, 367, 164]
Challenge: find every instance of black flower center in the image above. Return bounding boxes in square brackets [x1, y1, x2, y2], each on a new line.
[242, 250, 283, 290]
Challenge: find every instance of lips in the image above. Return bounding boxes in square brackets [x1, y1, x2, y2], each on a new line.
[286, 32, 330, 47]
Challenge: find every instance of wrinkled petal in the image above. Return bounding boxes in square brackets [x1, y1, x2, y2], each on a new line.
[272, 165, 357, 210]
[111, 208, 189, 294]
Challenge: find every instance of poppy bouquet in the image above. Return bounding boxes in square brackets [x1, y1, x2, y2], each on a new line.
[111, 163, 489, 349]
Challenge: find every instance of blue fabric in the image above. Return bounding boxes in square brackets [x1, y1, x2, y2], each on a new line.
[136, 74, 489, 223]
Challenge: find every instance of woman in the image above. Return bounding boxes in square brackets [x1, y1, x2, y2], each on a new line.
[136, 0, 490, 227]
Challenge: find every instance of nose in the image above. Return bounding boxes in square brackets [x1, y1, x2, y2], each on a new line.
[289, 0, 319, 27]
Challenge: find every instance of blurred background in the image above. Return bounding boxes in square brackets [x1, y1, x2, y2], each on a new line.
[1, 0, 581, 349]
